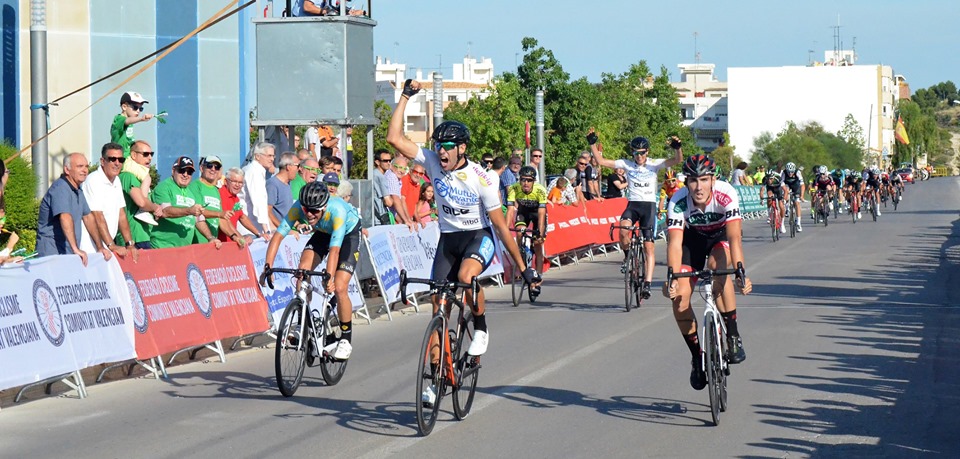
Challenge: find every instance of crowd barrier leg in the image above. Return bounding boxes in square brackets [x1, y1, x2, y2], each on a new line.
[96, 358, 167, 382]
[15, 371, 87, 402]
[230, 331, 277, 351]
[168, 340, 226, 365]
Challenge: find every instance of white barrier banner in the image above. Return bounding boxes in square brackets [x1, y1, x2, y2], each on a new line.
[0, 254, 136, 391]
[249, 236, 365, 326]
[366, 222, 504, 304]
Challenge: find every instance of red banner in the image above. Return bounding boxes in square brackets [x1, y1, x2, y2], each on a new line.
[542, 198, 627, 257]
[117, 244, 269, 360]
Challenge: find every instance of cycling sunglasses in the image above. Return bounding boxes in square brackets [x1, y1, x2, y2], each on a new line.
[434, 141, 460, 152]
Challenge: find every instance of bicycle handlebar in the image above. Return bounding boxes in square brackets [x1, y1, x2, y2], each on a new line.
[667, 262, 745, 289]
[609, 223, 645, 241]
[398, 269, 479, 306]
[261, 267, 330, 290]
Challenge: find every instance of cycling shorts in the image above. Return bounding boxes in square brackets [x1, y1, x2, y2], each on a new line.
[866, 178, 881, 189]
[620, 201, 657, 241]
[832, 176, 843, 187]
[784, 180, 802, 195]
[764, 186, 784, 201]
[680, 227, 729, 272]
[432, 228, 495, 283]
[515, 209, 548, 235]
[305, 224, 361, 274]
[815, 181, 832, 192]
[846, 181, 861, 192]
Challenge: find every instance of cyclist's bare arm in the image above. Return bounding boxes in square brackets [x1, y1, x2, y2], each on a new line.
[488, 207, 527, 273]
[588, 129, 619, 170]
[386, 80, 423, 161]
[725, 219, 751, 294]
[537, 207, 547, 238]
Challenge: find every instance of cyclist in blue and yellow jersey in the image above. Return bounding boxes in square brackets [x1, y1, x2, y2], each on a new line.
[506, 166, 548, 299]
[260, 181, 362, 360]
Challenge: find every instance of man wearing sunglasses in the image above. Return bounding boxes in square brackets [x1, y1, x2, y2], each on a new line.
[588, 128, 683, 300]
[110, 91, 154, 157]
[190, 156, 245, 246]
[260, 181, 362, 360]
[119, 141, 162, 249]
[290, 157, 320, 201]
[79, 142, 139, 262]
[387, 79, 541, 369]
[149, 156, 221, 249]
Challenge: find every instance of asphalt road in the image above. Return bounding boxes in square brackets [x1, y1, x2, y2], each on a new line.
[2, 177, 958, 458]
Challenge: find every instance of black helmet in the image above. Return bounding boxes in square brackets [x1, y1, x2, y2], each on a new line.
[518, 165, 537, 179]
[431, 121, 470, 145]
[299, 181, 330, 209]
[629, 136, 650, 152]
[682, 154, 716, 177]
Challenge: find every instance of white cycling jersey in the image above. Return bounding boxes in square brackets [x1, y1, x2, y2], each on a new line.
[614, 158, 668, 203]
[666, 180, 742, 238]
[417, 147, 501, 232]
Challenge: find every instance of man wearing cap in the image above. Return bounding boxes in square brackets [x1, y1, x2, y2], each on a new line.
[290, 157, 320, 201]
[150, 156, 221, 249]
[266, 152, 297, 231]
[190, 156, 245, 246]
[111, 91, 155, 157]
[322, 172, 340, 195]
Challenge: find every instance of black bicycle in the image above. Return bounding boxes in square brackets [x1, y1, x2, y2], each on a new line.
[611, 223, 650, 312]
[400, 270, 482, 436]
[262, 267, 347, 397]
[786, 191, 799, 238]
[509, 226, 539, 306]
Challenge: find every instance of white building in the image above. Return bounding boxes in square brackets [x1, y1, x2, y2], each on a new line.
[672, 64, 728, 152]
[375, 56, 493, 145]
[728, 54, 899, 166]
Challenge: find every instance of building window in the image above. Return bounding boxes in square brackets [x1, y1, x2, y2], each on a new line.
[447, 95, 458, 102]
[680, 108, 688, 119]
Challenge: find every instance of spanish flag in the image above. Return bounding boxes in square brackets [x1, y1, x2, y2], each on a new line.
[895, 115, 910, 145]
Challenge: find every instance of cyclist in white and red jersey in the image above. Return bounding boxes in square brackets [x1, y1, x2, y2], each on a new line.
[588, 128, 683, 299]
[664, 155, 753, 391]
[387, 80, 539, 407]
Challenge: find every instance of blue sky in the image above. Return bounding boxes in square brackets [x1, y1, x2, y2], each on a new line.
[371, 0, 956, 91]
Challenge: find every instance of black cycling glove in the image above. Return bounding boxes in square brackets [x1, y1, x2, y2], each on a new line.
[670, 138, 683, 149]
[586, 131, 598, 146]
[402, 79, 420, 99]
[522, 267, 541, 285]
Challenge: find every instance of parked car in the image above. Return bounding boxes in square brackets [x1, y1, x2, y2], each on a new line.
[896, 168, 914, 183]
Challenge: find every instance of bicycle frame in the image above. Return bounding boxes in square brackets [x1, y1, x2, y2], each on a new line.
[268, 268, 331, 356]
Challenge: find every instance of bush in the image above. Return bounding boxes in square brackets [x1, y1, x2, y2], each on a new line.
[0, 143, 40, 252]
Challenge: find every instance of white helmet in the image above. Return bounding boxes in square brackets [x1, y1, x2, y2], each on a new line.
[786, 162, 797, 173]
[818, 165, 828, 175]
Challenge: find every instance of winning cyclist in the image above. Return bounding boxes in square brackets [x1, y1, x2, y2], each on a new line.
[663, 155, 753, 391]
[759, 170, 787, 233]
[259, 181, 362, 360]
[588, 128, 683, 299]
[506, 166, 548, 299]
[387, 79, 540, 405]
[780, 162, 805, 232]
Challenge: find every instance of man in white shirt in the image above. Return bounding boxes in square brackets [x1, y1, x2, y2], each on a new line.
[80, 142, 138, 261]
[240, 142, 276, 236]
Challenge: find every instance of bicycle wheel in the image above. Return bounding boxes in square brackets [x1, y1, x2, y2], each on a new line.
[452, 317, 480, 420]
[893, 190, 899, 211]
[821, 201, 828, 227]
[510, 259, 523, 307]
[832, 195, 839, 219]
[871, 197, 878, 221]
[416, 316, 446, 436]
[788, 205, 796, 238]
[319, 302, 348, 385]
[275, 299, 308, 397]
[623, 244, 635, 312]
[704, 320, 721, 426]
[633, 244, 645, 307]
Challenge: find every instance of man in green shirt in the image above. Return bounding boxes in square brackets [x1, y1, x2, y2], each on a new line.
[150, 156, 221, 249]
[110, 91, 155, 157]
[290, 157, 320, 201]
[119, 140, 160, 249]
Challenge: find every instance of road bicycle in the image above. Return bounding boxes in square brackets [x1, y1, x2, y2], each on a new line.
[610, 223, 650, 312]
[847, 190, 860, 224]
[263, 267, 348, 397]
[893, 186, 902, 211]
[509, 226, 539, 306]
[813, 192, 829, 227]
[400, 270, 481, 436]
[864, 187, 879, 222]
[786, 191, 798, 238]
[831, 189, 840, 219]
[667, 262, 745, 426]
[764, 196, 782, 242]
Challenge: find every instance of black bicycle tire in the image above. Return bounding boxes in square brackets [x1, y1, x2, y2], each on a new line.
[624, 244, 634, 312]
[275, 299, 307, 397]
[634, 243, 644, 307]
[871, 197, 878, 221]
[416, 316, 446, 436]
[452, 316, 479, 420]
[704, 320, 721, 426]
[319, 301, 348, 385]
[510, 261, 522, 307]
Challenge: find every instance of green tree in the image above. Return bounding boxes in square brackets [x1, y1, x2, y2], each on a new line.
[1, 145, 39, 252]
[837, 113, 865, 151]
[349, 99, 393, 179]
[443, 77, 528, 160]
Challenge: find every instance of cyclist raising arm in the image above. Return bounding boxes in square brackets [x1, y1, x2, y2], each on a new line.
[663, 155, 752, 391]
[260, 182, 362, 360]
[387, 79, 540, 360]
[589, 128, 683, 299]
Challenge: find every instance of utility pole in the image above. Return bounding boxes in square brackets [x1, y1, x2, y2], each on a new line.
[30, 0, 49, 198]
[535, 89, 544, 182]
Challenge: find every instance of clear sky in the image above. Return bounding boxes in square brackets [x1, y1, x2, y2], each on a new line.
[371, 0, 956, 91]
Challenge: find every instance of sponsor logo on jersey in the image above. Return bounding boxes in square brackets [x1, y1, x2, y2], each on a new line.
[715, 191, 732, 207]
[434, 177, 480, 206]
[455, 171, 468, 181]
[476, 171, 493, 187]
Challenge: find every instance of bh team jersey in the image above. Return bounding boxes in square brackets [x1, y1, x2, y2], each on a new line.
[417, 148, 502, 233]
[666, 180, 742, 238]
[614, 158, 668, 203]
